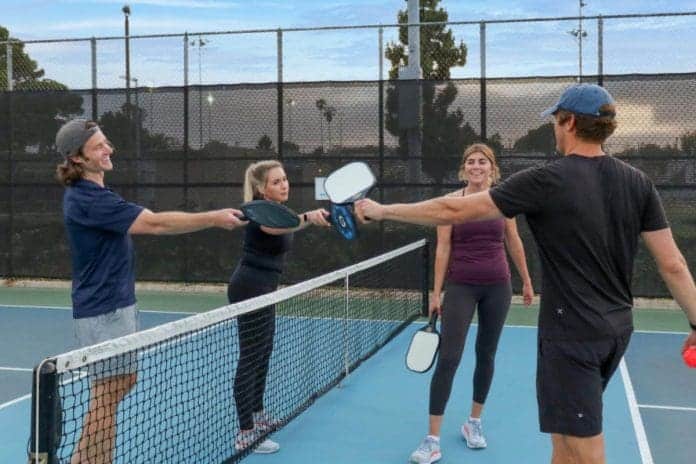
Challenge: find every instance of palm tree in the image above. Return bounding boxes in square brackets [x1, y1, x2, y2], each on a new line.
[315, 98, 327, 153]
[324, 106, 337, 152]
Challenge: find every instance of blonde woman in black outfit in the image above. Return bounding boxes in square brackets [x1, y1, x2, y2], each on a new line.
[231, 160, 330, 454]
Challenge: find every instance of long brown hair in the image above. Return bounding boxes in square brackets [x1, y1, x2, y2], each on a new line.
[243, 160, 283, 202]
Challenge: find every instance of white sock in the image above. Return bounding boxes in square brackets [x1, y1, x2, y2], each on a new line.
[468, 417, 481, 423]
[427, 435, 440, 442]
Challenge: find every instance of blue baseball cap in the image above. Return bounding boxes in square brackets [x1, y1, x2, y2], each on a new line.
[541, 84, 616, 118]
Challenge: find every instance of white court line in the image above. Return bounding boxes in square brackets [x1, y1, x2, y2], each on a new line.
[0, 394, 30, 411]
[0, 367, 32, 372]
[619, 359, 654, 464]
[634, 329, 689, 335]
[638, 404, 696, 413]
[0, 303, 195, 315]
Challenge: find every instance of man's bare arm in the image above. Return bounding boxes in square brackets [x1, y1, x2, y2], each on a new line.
[356, 191, 503, 226]
[641, 228, 696, 337]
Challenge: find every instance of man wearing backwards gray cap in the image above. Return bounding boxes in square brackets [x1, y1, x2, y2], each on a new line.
[355, 84, 696, 464]
[55, 119, 246, 464]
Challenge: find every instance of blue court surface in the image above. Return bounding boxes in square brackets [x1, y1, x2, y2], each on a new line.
[1, 305, 694, 463]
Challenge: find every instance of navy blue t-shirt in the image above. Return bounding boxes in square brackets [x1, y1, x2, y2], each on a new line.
[63, 180, 144, 319]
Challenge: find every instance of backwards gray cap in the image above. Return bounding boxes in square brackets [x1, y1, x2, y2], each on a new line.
[55, 119, 101, 158]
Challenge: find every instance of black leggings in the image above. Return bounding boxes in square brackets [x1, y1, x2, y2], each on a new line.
[429, 280, 512, 416]
[228, 265, 279, 431]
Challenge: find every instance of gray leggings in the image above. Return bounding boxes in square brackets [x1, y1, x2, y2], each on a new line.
[429, 280, 512, 415]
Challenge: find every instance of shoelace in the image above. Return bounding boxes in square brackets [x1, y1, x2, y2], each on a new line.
[417, 438, 437, 453]
[469, 421, 483, 440]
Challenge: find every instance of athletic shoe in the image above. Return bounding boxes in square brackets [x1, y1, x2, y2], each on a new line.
[409, 436, 442, 463]
[253, 410, 280, 434]
[253, 438, 280, 454]
[461, 419, 487, 449]
[234, 429, 280, 454]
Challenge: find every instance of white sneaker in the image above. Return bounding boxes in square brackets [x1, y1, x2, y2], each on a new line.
[235, 429, 280, 454]
[409, 436, 442, 463]
[461, 419, 487, 449]
[254, 438, 280, 454]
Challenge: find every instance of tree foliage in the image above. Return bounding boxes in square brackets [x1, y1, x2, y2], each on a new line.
[256, 134, 275, 153]
[1, 26, 84, 154]
[384, 1, 499, 186]
[680, 130, 696, 155]
[99, 103, 176, 153]
[512, 123, 555, 154]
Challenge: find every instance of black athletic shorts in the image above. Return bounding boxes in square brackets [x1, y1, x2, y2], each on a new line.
[536, 332, 632, 437]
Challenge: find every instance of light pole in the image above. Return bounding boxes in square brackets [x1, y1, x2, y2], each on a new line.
[122, 5, 131, 108]
[206, 93, 214, 143]
[286, 98, 296, 145]
[190, 36, 208, 148]
[568, 0, 588, 81]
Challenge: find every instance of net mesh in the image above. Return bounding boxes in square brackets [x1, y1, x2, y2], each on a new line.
[30, 240, 427, 464]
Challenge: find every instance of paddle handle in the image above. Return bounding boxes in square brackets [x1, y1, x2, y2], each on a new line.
[425, 313, 438, 332]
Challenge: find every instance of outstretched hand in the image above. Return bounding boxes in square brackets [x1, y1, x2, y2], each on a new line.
[304, 208, 331, 227]
[354, 198, 385, 224]
[217, 209, 248, 229]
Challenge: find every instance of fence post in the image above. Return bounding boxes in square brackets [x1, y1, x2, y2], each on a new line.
[182, 33, 190, 280]
[277, 29, 284, 160]
[597, 16, 604, 87]
[378, 26, 385, 251]
[91, 37, 98, 121]
[479, 21, 487, 141]
[378, 26, 384, 195]
[6, 41, 14, 278]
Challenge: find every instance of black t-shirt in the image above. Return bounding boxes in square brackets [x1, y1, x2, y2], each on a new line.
[241, 222, 293, 273]
[490, 155, 668, 340]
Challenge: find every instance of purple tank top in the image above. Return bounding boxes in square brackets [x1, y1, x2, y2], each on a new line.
[447, 217, 511, 285]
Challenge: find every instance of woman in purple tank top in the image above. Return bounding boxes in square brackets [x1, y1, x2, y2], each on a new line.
[409, 144, 534, 464]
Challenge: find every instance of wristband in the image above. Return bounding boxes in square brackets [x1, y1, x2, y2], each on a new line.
[690, 321, 696, 331]
[302, 213, 308, 223]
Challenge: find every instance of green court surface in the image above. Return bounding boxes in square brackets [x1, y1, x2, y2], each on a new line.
[0, 284, 689, 331]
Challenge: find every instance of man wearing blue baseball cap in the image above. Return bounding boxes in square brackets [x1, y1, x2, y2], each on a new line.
[355, 84, 696, 464]
[55, 119, 247, 464]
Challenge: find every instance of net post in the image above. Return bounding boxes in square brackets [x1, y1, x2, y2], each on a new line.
[422, 240, 430, 317]
[28, 360, 60, 464]
[340, 273, 350, 386]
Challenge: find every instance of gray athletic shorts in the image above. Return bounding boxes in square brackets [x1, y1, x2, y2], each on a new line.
[74, 304, 139, 379]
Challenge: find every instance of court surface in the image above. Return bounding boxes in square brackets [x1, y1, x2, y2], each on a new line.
[1, 297, 694, 463]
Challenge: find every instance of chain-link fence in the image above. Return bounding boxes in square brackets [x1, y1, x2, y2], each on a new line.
[1, 13, 695, 296]
[1, 75, 695, 296]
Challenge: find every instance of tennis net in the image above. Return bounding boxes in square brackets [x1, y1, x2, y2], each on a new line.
[28, 239, 429, 464]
